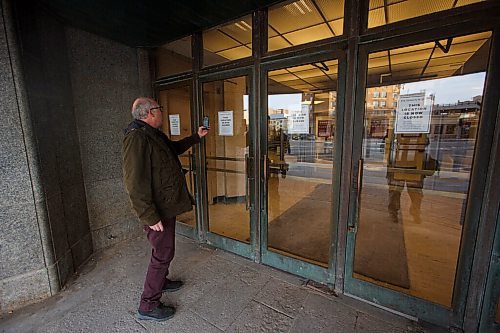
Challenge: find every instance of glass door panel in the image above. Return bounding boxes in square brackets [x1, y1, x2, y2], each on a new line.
[266, 60, 338, 267]
[203, 76, 250, 243]
[349, 31, 492, 310]
[158, 86, 195, 228]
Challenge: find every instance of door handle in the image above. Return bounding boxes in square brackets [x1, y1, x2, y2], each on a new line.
[245, 153, 250, 210]
[349, 158, 364, 230]
[357, 158, 364, 198]
[263, 154, 268, 180]
[188, 151, 194, 193]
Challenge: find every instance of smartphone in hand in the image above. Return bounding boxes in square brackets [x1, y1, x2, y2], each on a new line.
[203, 116, 210, 129]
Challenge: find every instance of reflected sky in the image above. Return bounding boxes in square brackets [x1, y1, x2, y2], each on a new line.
[399, 72, 485, 104]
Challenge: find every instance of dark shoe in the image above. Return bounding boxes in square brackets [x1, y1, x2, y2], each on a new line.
[162, 280, 183, 292]
[137, 304, 175, 321]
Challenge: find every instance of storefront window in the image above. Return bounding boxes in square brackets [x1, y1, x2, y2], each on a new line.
[156, 36, 192, 78]
[266, 59, 338, 266]
[203, 76, 250, 242]
[353, 31, 491, 307]
[268, 0, 344, 52]
[203, 16, 252, 67]
[368, 0, 486, 28]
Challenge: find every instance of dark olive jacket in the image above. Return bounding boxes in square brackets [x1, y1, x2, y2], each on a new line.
[122, 120, 200, 226]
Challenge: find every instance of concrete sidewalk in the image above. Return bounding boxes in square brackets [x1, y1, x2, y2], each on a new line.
[0, 235, 441, 333]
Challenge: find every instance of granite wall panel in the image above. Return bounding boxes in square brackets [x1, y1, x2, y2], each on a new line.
[66, 26, 151, 250]
[45, 193, 70, 258]
[0, 0, 94, 312]
[13, 0, 93, 276]
[0, 268, 51, 312]
[61, 183, 91, 246]
[0, 0, 151, 311]
[92, 219, 142, 251]
[85, 178, 133, 230]
[71, 233, 93, 269]
[0, 202, 45, 280]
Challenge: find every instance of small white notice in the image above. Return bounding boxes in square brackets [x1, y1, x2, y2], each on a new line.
[169, 114, 181, 136]
[218, 111, 233, 136]
[288, 105, 309, 134]
[394, 92, 433, 134]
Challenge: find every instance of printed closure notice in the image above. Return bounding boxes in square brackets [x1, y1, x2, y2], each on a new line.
[218, 111, 233, 136]
[169, 114, 181, 136]
[394, 92, 433, 134]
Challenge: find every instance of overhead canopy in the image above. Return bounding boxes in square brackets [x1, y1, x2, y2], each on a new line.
[36, 0, 281, 48]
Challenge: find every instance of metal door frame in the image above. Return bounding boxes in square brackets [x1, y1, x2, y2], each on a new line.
[197, 66, 258, 260]
[259, 49, 347, 284]
[477, 99, 500, 333]
[343, 22, 500, 329]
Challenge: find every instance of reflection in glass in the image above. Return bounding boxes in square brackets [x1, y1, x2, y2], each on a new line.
[156, 36, 192, 77]
[353, 32, 491, 307]
[203, 16, 252, 67]
[267, 60, 338, 266]
[368, 0, 485, 28]
[158, 87, 196, 227]
[268, 0, 344, 52]
[203, 77, 250, 242]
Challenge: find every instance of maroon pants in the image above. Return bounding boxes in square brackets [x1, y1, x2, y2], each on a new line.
[139, 216, 176, 312]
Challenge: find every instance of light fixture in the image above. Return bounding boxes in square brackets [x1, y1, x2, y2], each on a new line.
[235, 22, 247, 31]
[293, 2, 305, 15]
[241, 21, 252, 30]
[299, 0, 312, 13]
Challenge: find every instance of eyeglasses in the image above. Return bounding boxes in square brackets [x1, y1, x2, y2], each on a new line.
[149, 106, 163, 112]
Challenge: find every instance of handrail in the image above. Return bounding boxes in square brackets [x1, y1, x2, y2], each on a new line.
[206, 156, 245, 162]
[207, 167, 245, 175]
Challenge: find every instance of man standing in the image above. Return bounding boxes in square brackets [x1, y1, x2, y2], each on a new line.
[122, 97, 208, 321]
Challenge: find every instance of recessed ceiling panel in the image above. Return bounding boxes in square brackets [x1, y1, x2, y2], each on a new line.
[366, 31, 492, 86]
[282, 24, 333, 46]
[156, 36, 192, 78]
[203, 14, 252, 66]
[269, 59, 339, 92]
[368, 0, 485, 28]
[268, 0, 344, 52]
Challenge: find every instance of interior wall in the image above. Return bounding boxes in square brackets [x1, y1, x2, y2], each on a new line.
[65, 26, 152, 251]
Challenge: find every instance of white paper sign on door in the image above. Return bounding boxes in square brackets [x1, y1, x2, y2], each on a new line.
[394, 92, 433, 134]
[218, 111, 233, 136]
[288, 105, 309, 134]
[169, 114, 181, 136]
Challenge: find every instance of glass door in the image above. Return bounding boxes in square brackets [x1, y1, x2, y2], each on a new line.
[158, 85, 197, 237]
[345, 31, 493, 327]
[202, 75, 255, 257]
[261, 58, 341, 282]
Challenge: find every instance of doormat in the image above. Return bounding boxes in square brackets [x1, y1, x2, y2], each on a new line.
[353, 186, 410, 289]
[267, 183, 331, 265]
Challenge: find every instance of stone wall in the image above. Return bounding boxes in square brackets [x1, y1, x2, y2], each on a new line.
[66, 28, 151, 251]
[0, 0, 151, 312]
[0, 0, 54, 312]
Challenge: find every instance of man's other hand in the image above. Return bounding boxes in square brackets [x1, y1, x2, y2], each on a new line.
[198, 126, 209, 138]
[149, 220, 164, 232]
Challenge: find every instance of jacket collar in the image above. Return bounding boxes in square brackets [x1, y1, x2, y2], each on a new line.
[124, 119, 177, 158]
